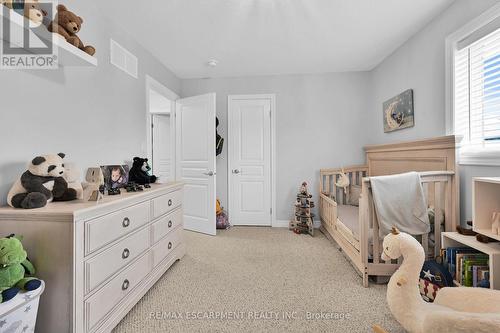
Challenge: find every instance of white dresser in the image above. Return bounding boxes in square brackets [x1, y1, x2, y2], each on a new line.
[0, 182, 185, 333]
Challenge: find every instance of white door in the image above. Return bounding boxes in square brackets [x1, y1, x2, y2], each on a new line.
[176, 93, 217, 235]
[152, 114, 173, 182]
[228, 95, 272, 226]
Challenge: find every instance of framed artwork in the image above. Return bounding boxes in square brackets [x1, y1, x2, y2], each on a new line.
[383, 89, 414, 132]
[100, 165, 130, 189]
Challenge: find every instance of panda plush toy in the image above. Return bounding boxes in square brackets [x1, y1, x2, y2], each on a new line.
[129, 157, 157, 185]
[7, 153, 78, 209]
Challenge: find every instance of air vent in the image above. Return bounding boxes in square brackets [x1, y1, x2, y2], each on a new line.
[110, 39, 138, 79]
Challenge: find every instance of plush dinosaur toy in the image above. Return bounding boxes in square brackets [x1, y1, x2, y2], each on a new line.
[0, 235, 41, 303]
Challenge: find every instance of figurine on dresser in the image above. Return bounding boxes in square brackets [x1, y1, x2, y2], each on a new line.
[82, 167, 105, 201]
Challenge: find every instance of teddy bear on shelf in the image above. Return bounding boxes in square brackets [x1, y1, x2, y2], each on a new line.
[2, 0, 47, 27]
[0, 235, 41, 303]
[7, 153, 78, 209]
[48, 4, 95, 56]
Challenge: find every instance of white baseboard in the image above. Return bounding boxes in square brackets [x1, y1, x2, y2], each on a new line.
[273, 219, 321, 229]
[273, 220, 289, 228]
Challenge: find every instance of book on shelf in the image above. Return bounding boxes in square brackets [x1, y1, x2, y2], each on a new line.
[457, 253, 488, 284]
[464, 258, 488, 287]
[473, 265, 489, 287]
[444, 246, 490, 288]
[445, 247, 479, 279]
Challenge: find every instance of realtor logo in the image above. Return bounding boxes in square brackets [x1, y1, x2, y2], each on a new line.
[1, 1, 57, 69]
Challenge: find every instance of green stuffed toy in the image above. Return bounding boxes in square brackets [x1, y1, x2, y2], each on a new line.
[0, 234, 41, 303]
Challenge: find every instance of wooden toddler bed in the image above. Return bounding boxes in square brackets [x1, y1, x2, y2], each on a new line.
[319, 136, 460, 287]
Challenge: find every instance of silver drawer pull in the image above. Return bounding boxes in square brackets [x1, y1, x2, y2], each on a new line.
[168, 199, 172, 207]
[168, 220, 172, 228]
[168, 242, 172, 250]
[122, 279, 130, 291]
[122, 248, 130, 259]
[122, 217, 130, 228]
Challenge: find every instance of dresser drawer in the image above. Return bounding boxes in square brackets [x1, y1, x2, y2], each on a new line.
[85, 252, 151, 332]
[152, 226, 183, 267]
[152, 189, 182, 219]
[85, 201, 150, 254]
[151, 207, 182, 244]
[84, 226, 150, 294]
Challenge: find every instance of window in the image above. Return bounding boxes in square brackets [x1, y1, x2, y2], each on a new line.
[455, 28, 500, 147]
[447, 4, 500, 165]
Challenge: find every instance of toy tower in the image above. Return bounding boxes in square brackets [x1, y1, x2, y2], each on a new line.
[290, 181, 315, 236]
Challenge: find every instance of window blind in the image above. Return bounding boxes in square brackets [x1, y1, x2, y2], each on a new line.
[454, 27, 500, 147]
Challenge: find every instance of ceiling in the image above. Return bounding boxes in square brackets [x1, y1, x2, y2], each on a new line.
[96, 0, 455, 79]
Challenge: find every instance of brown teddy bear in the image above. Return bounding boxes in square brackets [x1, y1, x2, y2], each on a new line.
[1, 0, 47, 27]
[48, 4, 95, 56]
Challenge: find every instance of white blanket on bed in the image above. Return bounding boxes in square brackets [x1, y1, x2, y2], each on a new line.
[370, 171, 430, 236]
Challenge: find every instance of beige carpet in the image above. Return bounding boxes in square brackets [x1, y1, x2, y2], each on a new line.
[113, 227, 404, 333]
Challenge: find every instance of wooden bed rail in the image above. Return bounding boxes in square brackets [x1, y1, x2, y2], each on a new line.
[361, 171, 455, 282]
[320, 165, 368, 205]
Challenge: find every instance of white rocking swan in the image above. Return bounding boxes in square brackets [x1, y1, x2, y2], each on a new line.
[374, 227, 500, 333]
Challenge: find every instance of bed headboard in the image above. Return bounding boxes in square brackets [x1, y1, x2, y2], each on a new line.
[364, 135, 461, 229]
[364, 135, 460, 176]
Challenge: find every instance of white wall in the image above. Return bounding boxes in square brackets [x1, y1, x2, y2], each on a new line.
[367, 0, 500, 225]
[181, 73, 371, 221]
[0, 0, 180, 205]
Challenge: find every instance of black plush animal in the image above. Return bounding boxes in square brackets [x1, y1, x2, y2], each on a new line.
[7, 153, 78, 209]
[129, 157, 157, 185]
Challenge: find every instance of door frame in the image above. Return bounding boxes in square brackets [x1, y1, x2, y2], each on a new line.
[145, 75, 179, 180]
[227, 94, 276, 227]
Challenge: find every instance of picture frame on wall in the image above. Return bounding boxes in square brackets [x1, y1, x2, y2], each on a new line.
[383, 89, 414, 133]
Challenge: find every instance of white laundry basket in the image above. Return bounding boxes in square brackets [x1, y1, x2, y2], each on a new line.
[0, 281, 45, 333]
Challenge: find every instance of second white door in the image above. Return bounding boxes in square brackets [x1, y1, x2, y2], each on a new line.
[228, 95, 273, 226]
[152, 114, 174, 183]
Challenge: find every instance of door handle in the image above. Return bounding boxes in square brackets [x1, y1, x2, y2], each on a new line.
[232, 169, 240, 174]
[203, 171, 215, 176]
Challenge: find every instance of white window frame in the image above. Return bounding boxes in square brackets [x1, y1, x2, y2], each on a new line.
[446, 3, 500, 166]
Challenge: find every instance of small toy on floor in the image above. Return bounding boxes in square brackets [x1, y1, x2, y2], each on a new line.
[290, 181, 314, 236]
[216, 199, 230, 230]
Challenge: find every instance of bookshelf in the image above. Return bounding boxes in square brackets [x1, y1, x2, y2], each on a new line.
[442, 232, 500, 289]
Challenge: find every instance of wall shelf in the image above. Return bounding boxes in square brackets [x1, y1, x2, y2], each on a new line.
[0, 6, 97, 67]
[473, 177, 500, 241]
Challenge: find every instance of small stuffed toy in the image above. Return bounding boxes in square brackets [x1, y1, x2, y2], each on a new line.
[48, 4, 95, 56]
[129, 157, 157, 185]
[63, 162, 83, 200]
[7, 153, 78, 209]
[2, 0, 47, 27]
[0, 235, 41, 303]
[82, 167, 104, 201]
